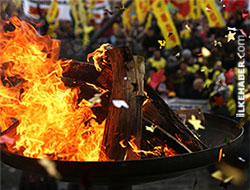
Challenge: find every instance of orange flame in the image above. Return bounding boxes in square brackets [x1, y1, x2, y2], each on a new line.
[218, 148, 223, 162]
[142, 98, 151, 106]
[85, 82, 109, 94]
[87, 44, 112, 72]
[0, 18, 178, 162]
[0, 17, 105, 161]
[127, 136, 177, 157]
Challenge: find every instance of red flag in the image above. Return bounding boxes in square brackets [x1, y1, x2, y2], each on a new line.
[148, 70, 166, 90]
[170, 0, 190, 17]
[224, 0, 246, 13]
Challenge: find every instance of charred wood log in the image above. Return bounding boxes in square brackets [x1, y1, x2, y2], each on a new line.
[62, 59, 112, 90]
[99, 47, 144, 161]
[62, 77, 109, 124]
[143, 85, 207, 151]
[1, 120, 19, 137]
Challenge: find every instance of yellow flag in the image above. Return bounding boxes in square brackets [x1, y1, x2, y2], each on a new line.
[78, 0, 87, 26]
[88, 0, 96, 9]
[68, 0, 93, 44]
[78, 0, 94, 45]
[200, 0, 225, 27]
[46, 0, 59, 38]
[83, 25, 94, 45]
[189, 0, 202, 19]
[152, 0, 181, 49]
[13, 0, 22, 9]
[135, 0, 150, 24]
[145, 12, 153, 30]
[122, 0, 131, 30]
[47, 19, 59, 38]
[68, 0, 86, 35]
[46, 0, 58, 23]
[68, 1, 81, 34]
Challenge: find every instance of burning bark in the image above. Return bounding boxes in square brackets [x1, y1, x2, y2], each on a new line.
[100, 47, 145, 161]
[62, 59, 112, 91]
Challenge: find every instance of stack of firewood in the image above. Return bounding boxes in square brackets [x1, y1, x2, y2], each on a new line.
[62, 46, 207, 161]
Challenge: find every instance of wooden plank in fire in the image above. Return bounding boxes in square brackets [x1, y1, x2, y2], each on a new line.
[99, 47, 145, 161]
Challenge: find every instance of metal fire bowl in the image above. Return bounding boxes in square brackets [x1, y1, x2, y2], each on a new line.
[0, 113, 244, 186]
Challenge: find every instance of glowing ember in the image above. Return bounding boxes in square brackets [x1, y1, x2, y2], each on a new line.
[126, 136, 177, 157]
[128, 136, 177, 157]
[218, 148, 223, 162]
[0, 17, 105, 161]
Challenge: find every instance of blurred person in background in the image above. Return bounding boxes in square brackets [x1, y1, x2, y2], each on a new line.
[100, 12, 115, 45]
[146, 49, 167, 73]
[114, 22, 129, 47]
[179, 22, 191, 43]
[186, 56, 201, 74]
[142, 27, 159, 58]
[191, 77, 205, 99]
[208, 73, 232, 117]
[127, 17, 145, 54]
[36, 1, 49, 36]
[184, 26, 205, 57]
[200, 19, 210, 44]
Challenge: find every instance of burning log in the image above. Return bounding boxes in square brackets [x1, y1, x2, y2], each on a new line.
[143, 85, 207, 152]
[62, 46, 207, 158]
[99, 47, 145, 161]
[1, 120, 19, 137]
[58, 77, 109, 124]
[62, 59, 112, 90]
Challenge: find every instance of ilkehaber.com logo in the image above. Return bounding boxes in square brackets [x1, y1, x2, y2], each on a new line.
[236, 35, 246, 118]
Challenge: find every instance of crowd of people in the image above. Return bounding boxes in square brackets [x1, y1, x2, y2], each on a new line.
[1, 0, 249, 118]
